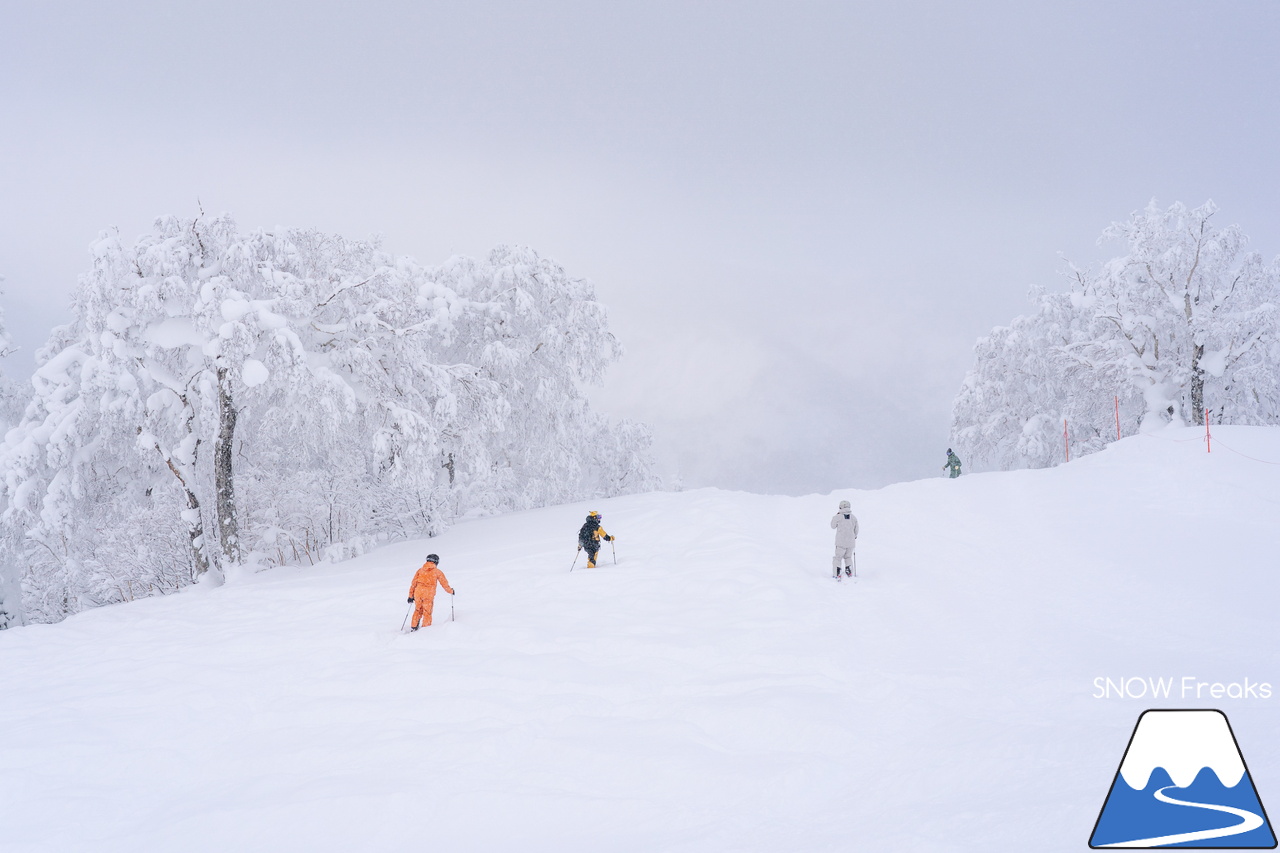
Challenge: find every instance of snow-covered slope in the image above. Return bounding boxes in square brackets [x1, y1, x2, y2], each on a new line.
[2, 426, 1278, 852]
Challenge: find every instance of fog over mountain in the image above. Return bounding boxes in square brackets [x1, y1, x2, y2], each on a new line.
[5, 3, 1280, 492]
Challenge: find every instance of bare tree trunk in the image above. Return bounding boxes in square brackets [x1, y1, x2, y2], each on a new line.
[149, 430, 210, 582]
[215, 367, 241, 565]
[1190, 342, 1205, 426]
[163, 458, 210, 580]
[184, 498, 210, 581]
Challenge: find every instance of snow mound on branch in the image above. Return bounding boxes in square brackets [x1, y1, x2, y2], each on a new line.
[240, 358, 269, 387]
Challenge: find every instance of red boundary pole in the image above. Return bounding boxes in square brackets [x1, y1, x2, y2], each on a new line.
[1115, 395, 1121, 441]
[1063, 419, 1069, 463]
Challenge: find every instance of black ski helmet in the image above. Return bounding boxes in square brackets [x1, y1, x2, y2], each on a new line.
[426, 553, 440, 563]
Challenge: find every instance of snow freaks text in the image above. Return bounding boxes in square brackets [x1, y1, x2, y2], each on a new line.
[1093, 677, 1273, 700]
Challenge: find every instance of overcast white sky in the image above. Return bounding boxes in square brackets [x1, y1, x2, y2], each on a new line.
[3, 2, 1279, 494]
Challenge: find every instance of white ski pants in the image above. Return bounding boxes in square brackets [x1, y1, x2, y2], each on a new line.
[833, 546, 854, 572]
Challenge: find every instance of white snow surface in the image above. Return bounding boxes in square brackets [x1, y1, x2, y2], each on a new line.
[2, 426, 1278, 852]
[1118, 710, 1245, 789]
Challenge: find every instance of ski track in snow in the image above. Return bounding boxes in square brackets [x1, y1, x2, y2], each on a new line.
[2, 426, 1278, 852]
[1100, 785, 1265, 847]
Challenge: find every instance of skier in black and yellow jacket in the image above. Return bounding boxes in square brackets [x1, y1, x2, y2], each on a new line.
[577, 511, 615, 568]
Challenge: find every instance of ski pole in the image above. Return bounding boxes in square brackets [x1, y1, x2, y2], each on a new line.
[451, 593, 455, 623]
[853, 552, 857, 578]
[611, 539, 616, 565]
[570, 546, 581, 572]
[401, 602, 413, 632]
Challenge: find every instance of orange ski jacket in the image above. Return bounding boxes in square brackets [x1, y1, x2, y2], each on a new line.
[408, 563, 454, 601]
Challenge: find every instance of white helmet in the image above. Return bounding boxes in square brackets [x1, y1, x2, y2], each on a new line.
[838, 500, 851, 510]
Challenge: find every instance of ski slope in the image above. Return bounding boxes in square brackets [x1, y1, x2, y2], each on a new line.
[2, 426, 1278, 852]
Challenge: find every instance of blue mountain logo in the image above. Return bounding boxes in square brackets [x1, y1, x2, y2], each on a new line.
[1090, 709, 1276, 848]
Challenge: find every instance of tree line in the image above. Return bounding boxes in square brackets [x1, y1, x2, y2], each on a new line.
[0, 215, 657, 626]
[952, 201, 1280, 470]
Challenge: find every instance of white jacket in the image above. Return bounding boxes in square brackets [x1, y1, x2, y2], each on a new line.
[831, 512, 859, 548]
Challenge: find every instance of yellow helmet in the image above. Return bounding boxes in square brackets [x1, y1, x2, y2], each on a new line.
[588, 510, 599, 517]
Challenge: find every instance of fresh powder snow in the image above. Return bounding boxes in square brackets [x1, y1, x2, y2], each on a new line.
[1, 426, 1277, 851]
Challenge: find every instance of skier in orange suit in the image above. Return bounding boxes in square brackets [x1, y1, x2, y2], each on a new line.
[407, 553, 454, 630]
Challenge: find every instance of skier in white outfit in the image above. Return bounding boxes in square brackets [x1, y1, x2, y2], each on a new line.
[831, 500, 858, 579]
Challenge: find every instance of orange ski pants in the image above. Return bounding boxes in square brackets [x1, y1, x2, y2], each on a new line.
[412, 593, 437, 628]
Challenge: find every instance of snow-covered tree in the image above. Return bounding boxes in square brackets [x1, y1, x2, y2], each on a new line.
[0, 276, 24, 629]
[0, 277, 20, 431]
[952, 201, 1280, 471]
[428, 248, 657, 510]
[0, 215, 658, 623]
